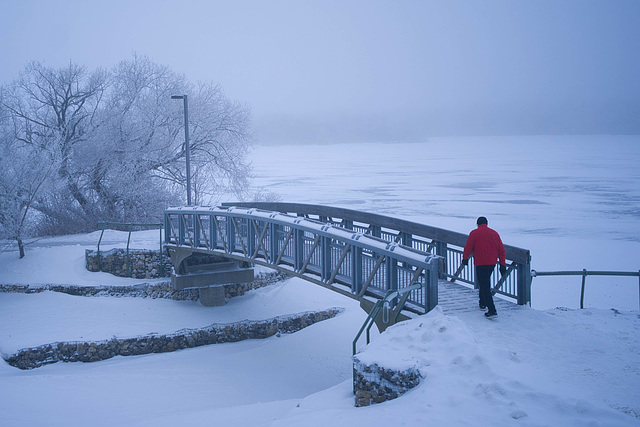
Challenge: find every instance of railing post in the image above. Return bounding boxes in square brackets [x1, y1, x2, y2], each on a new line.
[164, 214, 170, 245]
[193, 215, 201, 248]
[156, 226, 163, 277]
[435, 241, 448, 280]
[271, 223, 279, 265]
[400, 233, 412, 268]
[352, 246, 363, 294]
[321, 236, 331, 281]
[425, 261, 439, 312]
[179, 213, 185, 245]
[387, 257, 398, 293]
[517, 262, 532, 305]
[580, 269, 587, 309]
[248, 219, 256, 257]
[126, 225, 133, 277]
[209, 214, 218, 250]
[227, 214, 235, 254]
[294, 229, 304, 272]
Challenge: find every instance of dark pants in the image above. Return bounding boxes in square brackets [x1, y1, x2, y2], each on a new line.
[476, 264, 496, 312]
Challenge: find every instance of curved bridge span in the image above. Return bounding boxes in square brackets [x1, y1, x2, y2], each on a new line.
[164, 203, 531, 325]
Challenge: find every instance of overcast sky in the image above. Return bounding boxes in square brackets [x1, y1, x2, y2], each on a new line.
[1, 0, 639, 143]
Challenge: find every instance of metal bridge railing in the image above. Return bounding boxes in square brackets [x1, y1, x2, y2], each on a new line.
[222, 202, 532, 305]
[164, 206, 441, 315]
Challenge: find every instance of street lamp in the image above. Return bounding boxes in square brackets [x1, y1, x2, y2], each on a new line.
[171, 94, 192, 206]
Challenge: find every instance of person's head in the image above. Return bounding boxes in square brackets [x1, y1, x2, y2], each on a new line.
[476, 216, 488, 226]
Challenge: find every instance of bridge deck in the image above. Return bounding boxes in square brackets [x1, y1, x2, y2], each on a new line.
[437, 280, 517, 315]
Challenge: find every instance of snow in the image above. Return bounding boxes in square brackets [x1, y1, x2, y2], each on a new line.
[1, 136, 640, 426]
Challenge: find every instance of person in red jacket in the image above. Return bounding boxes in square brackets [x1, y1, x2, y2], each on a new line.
[461, 216, 507, 318]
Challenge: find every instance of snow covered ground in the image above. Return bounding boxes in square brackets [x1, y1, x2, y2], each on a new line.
[1, 136, 639, 426]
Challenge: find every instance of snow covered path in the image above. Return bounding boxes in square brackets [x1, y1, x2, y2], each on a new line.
[1, 278, 639, 426]
[0, 278, 357, 355]
[0, 279, 366, 426]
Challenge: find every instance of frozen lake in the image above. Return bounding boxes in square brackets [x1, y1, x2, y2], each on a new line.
[247, 135, 640, 310]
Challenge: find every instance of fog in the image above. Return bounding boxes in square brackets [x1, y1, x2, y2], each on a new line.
[1, 0, 639, 143]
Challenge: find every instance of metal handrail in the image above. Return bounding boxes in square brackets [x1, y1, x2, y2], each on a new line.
[531, 269, 640, 309]
[352, 282, 424, 356]
[351, 283, 422, 394]
[352, 294, 388, 356]
[222, 202, 532, 306]
[164, 207, 440, 314]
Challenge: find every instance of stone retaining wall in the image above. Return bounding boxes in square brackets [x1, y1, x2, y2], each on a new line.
[352, 358, 423, 407]
[0, 271, 288, 301]
[85, 248, 173, 279]
[5, 308, 343, 370]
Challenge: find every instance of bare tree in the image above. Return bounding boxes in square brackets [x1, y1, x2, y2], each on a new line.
[1, 61, 108, 229]
[167, 81, 253, 204]
[0, 97, 58, 257]
[0, 55, 254, 251]
[107, 55, 254, 206]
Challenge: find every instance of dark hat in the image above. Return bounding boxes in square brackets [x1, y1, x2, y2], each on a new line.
[477, 216, 488, 225]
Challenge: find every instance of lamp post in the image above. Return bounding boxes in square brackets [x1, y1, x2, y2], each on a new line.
[171, 94, 192, 206]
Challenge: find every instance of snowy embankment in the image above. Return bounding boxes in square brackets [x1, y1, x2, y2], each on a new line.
[1, 230, 639, 426]
[1, 136, 639, 425]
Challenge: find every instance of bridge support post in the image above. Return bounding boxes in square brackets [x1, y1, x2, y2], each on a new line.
[166, 247, 193, 275]
[199, 286, 226, 306]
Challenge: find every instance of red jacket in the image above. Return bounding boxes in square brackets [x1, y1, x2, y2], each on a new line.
[462, 224, 506, 266]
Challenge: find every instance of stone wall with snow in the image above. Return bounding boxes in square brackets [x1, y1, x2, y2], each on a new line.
[352, 307, 476, 407]
[0, 270, 288, 301]
[5, 307, 344, 370]
[85, 248, 172, 278]
[353, 359, 422, 406]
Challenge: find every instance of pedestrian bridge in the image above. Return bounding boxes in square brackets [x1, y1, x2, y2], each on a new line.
[164, 203, 531, 328]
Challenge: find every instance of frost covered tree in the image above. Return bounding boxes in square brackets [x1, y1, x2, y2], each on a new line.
[104, 55, 253, 207]
[0, 55, 254, 252]
[0, 61, 109, 234]
[0, 90, 59, 257]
